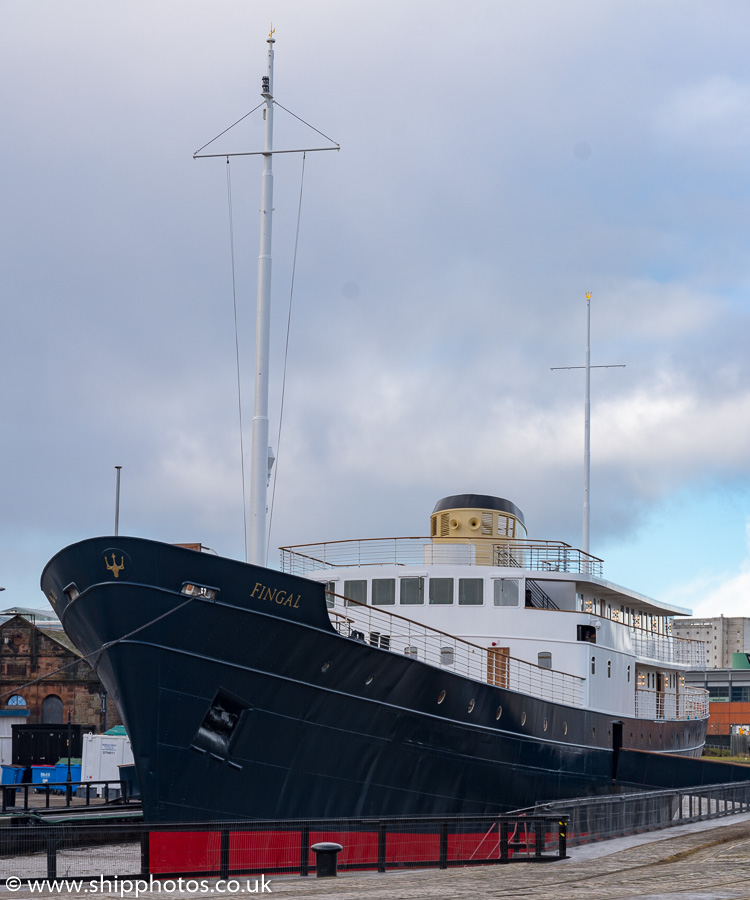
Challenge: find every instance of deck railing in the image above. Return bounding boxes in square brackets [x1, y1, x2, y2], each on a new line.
[629, 627, 706, 669]
[280, 537, 603, 577]
[634, 686, 709, 721]
[327, 595, 586, 709]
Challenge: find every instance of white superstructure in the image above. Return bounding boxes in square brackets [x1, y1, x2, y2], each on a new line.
[281, 494, 707, 725]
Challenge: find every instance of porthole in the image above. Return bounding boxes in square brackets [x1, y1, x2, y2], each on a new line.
[437, 690, 446, 704]
[563, 722, 568, 735]
[321, 662, 331, 673]
[467, 699, 475, 713]
[365, 675, 374, 685]
[521, 712, 527, 726]
[495, 706, 503, 720]
[543, 718, 548, 732]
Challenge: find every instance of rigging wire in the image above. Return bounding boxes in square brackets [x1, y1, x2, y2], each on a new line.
[266, 151, 307, 565]
[194, 103, 265, 156]
[272, 101, 339, 147]
[226, 158, 249, 560]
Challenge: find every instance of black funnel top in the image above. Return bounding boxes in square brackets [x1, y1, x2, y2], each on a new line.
[431, 494, 526, 527]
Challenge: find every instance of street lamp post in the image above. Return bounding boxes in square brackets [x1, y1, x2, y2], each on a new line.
[66, 711, 72, 804]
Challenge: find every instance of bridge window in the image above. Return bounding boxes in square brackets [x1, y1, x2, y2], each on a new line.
[344, 580, 367, 606]
[429, 578, 453, 605]
[400, 577, 424, 605]
[458, 578, 483, 606]
[371, 579, 395, 605]
[493, 579, 520, 607]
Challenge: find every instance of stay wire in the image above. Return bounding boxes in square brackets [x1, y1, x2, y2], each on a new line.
[272, 101, 339, 147]
[194, 103, 265, 156]
[226, 158, 249, 560]
[266, 151, 307, 564]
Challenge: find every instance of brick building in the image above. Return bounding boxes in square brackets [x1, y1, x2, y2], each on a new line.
[0, 615, 122, 731]
[686, 656, 750, 749]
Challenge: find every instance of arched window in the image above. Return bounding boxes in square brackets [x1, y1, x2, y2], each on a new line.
[6, 695, 26, 707]
[42, 695, 64, 724]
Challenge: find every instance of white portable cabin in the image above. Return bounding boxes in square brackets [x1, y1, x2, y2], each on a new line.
[81, 732, 134, 795]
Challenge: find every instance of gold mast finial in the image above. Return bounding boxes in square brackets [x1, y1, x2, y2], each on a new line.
[269, 23, 275, 38]
[585, 292, 592, 300]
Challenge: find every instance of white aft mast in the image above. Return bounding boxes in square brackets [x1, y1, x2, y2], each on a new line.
[249, 29, 276, 566]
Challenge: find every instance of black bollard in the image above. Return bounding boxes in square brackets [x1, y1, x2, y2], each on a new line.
[310, 842, 343, 877]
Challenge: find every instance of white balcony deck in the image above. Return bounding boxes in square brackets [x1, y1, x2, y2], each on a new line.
[635, 686, 709, 721]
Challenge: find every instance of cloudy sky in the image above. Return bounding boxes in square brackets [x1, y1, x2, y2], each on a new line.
[2, 1, 750, 619]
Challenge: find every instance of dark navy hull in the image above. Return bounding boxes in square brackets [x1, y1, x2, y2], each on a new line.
[41, 537, 707, 823]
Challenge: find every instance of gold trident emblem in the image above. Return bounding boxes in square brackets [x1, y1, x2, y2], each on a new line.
[105, 553, 125, 579]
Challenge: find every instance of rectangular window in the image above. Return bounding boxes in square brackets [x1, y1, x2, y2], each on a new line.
[494, 578, 520, 606]
[731, 686, 750, 703]
[400, 577, 424, 605]
[458, 578, 483, 605]
[493, 579, 520, 607]
[371, 579, 395, 606]
[344, 579, 367, 606]
[429, 578, 454, 605]
[324, 581, 336, 609]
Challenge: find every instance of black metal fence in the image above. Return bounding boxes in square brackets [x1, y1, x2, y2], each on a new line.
[0, 814, 567, 884]
[1, 780, 138, 815]
[524, 780, 750, 846]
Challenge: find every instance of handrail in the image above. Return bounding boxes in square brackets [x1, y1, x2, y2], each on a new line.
[634, 685, 709, 721]
[280, 536, 604, 577]
[327, 593, 586, 708]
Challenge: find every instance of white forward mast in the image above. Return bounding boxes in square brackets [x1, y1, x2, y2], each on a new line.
[193, 30, 338, 565]
[249, 32, 276, 566]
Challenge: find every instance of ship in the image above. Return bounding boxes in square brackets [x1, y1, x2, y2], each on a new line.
[40, 37, 708, 823]
[41, 492, 708, 822]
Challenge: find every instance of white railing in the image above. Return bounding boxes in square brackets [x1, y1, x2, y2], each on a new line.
[280, 537, 603, 577]
[634, 686, 709, 721]
[629, 627, 706, 669]
[327, 595, 585, 709]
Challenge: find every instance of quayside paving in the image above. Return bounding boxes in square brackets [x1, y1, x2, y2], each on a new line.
[2, 814, 750, 899]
